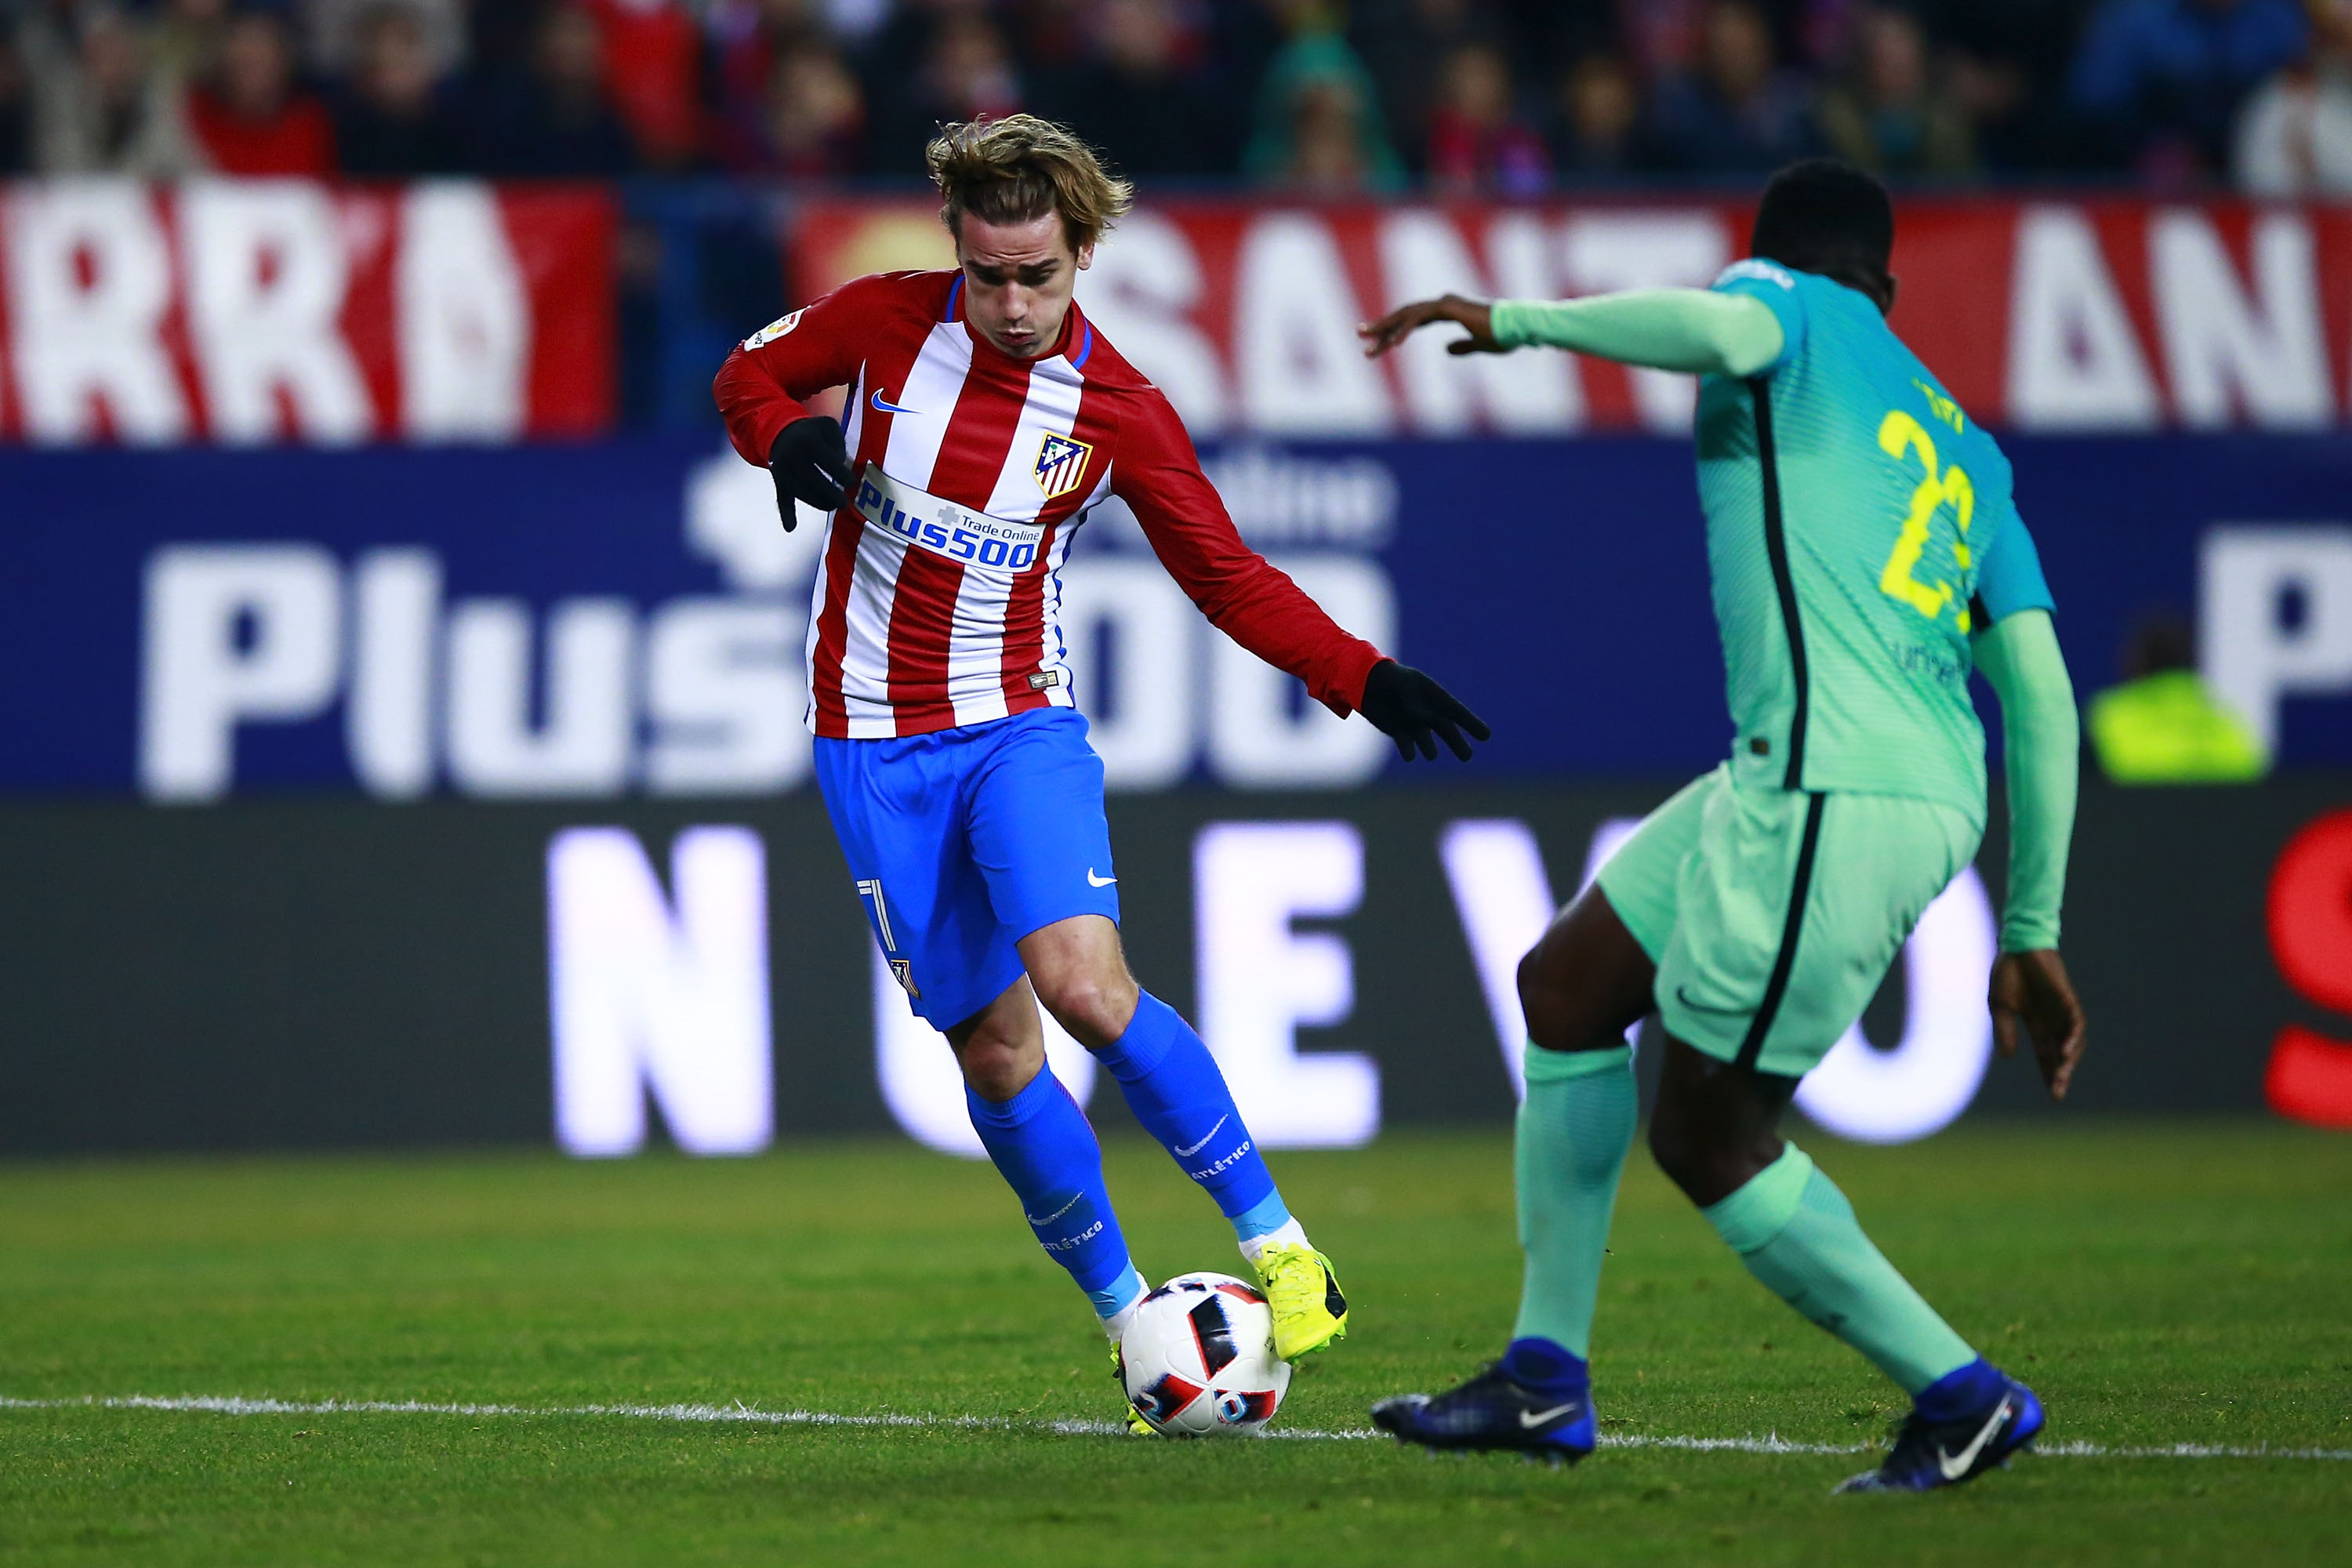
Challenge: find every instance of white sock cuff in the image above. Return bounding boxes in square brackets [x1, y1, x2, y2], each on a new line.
[1237, 1218, 1308, 1267]
[1099, 1273, 1150, 1341]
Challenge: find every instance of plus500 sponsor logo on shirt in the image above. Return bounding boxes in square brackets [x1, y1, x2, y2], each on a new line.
[853, 466, 1044, 572]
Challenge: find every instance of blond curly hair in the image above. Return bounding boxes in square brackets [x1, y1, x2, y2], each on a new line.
[926, 114, 1134, 254]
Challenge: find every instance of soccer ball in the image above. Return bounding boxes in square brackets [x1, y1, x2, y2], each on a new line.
[1118, 1272, 1291, 1437]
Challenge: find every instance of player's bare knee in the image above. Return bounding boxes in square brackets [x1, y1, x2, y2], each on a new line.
[1515, 946, 1570, 1045]
[949, 1001, 1045, 1101]
[957, 1033, 1040, 1102]
[1650, 1113, 1780, 1207]
[1035, 968, 1139, 1050]
[1516, 949, 1608, 1054]
[957, 1051, 1023, 1102]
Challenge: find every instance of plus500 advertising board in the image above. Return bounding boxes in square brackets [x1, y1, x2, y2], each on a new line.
[4, 432, 2352, 797]
[4, 433, 2350, 1154]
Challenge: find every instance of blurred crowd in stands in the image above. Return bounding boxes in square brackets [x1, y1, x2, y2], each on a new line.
[2, 0, 2350, 193]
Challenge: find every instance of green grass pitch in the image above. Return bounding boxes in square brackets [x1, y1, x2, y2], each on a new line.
[3, 1123, 2348, 1565]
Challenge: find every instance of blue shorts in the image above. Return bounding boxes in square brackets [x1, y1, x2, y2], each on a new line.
[813, 708, 1120, 1029]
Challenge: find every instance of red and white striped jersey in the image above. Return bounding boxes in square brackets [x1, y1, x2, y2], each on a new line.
[714, 270, 1385, 740]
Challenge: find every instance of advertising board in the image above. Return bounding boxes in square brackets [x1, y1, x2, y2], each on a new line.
[9, 185, 2352, 448]
[5, 431, 2352, 793]
[2, 779, 2344, 1158]
[796, 195, 2352, 438]
[0, 180, 613, 443]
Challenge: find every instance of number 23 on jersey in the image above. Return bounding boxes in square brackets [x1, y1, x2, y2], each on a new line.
[1876, 407, 1975, 633]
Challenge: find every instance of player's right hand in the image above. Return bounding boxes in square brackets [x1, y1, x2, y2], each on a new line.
[768, 416, 852, 528]
[1990, 949, 2087, 1101]
[1359, 294, 1508, 359]
[1359, 659, 1491, 762]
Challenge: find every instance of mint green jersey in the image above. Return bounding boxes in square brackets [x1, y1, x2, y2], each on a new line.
[1697, 260, 2054, 826]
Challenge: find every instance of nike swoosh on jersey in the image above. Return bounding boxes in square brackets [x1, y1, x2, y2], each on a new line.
[1171, 1116, 1228, 1159]
[1936, 1396, 2014, 1480]
[1519, 1403, 1579, 1428]
[870, 389, 918, 414]
[1086, 869, 1116, 887]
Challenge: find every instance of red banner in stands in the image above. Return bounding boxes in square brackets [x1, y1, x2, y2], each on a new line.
[0, 181, 613, 444]
[793, 196, 2352, 437]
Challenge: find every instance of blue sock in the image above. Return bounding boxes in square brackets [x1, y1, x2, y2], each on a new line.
[1096, 992, 1281, 1232]
[1913, 1357, 2006, 1422]
[1088, 1262, 1145, 1321]
[1230, 1189, 1294, 1244]
[964, 1069, 1138, 1316]
[1501, 1336, 1589, 1399]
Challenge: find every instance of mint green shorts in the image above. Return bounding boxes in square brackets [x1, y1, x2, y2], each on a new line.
[1595, 764, 1980, 1079]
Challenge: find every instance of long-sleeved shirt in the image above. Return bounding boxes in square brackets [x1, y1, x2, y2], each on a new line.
[713, 269, 1385, 739]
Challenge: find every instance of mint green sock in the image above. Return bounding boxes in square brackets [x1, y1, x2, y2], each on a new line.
[1511, 1043, 1636, 1359]
[1700, 1145, 1976, 1395]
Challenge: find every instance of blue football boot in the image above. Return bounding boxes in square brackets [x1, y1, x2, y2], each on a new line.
[1370, 1363, 1596, 1461]
[1835, 1371, 2045, 1494]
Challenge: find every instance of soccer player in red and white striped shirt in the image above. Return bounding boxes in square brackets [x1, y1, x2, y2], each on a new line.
[715, 116, 1486, 1419]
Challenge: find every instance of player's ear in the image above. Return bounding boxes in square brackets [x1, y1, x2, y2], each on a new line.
[1076, 241, 1095, 272]
[1879, 274, 1899, 316]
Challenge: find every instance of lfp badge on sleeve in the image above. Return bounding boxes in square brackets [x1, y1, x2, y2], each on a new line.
[1034, 433, 1094, 499]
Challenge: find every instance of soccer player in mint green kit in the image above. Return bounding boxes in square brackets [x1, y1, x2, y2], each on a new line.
[1358, 161, 2089, 1492]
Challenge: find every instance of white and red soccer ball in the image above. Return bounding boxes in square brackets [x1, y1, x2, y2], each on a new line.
[1118, 1272, 1291, 1437]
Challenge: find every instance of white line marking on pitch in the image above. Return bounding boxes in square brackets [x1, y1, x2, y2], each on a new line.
[3, 1395, 2347, 1464]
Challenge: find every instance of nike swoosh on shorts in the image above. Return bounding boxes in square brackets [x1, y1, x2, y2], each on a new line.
[1086, 869, 1116, 887]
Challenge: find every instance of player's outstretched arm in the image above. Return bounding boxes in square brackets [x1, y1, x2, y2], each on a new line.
[1357, 294, 1509, 358]
[1976, 608, 2088, 1099]
[1110, 388, 1487, 760]
[1360, 289, 1784, 378]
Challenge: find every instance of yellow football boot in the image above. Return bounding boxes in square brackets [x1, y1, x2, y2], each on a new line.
[1111, 1346, 1153, 1436]
[1253, 1242, 1349, 1361]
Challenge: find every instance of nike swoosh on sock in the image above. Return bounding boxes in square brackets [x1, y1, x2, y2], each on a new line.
[1023, 1192, 1085, 1228]
[1171, 1116, 1229, 1159]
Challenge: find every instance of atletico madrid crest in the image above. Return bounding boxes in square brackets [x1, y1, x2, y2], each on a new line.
[1034, 432, 1094, 499]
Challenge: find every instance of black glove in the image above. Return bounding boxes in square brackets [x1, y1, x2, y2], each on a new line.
[1359, 659, 1491, 762]
[767, 416, 852, 529]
